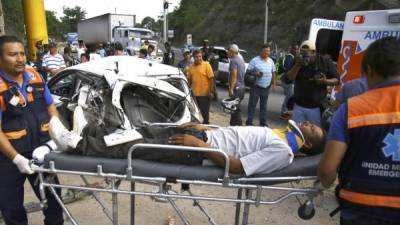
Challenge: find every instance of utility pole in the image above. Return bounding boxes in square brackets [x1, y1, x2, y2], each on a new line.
[163, 0, 168, 43]
[0, 0, 5, 35]
[263, 0, 268, 44]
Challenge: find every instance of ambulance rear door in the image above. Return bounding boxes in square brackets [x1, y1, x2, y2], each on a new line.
[337, 9, 400, 84]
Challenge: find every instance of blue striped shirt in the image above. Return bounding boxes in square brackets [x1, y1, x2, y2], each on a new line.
[42, 53, 66, 70]
[248, 56, 276, 88]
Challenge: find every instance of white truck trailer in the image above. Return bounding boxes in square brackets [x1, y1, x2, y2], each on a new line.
[77, 13, 136, 45]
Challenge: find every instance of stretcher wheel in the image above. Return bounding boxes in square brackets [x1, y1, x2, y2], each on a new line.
[297, 200, 315, 220]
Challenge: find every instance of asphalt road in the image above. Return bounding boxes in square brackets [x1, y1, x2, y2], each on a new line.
[213, 83, 288, 128]
[172, 46, 288, 128]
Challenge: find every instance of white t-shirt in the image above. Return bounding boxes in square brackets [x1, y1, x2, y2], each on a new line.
[77, 47, 86, 59]
[89, 53, 102, 61]
[205, 126, 294, 176]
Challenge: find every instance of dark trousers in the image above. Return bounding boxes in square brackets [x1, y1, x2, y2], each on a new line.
[230, 87, 245, 126]
[0, 154, 64, 225]
[341, 212, 399, 225]
[75, 125, 204, 165]
[195, 96, 211, 124]
[246, 85, 271, 126]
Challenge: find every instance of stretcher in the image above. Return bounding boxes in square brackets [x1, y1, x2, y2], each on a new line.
[32, 143, 322, 225]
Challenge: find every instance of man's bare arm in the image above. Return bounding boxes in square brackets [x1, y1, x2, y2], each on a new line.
[229, 69, 238, 97]
[47, 104, 59, 117]
[317, 140, 348, 188]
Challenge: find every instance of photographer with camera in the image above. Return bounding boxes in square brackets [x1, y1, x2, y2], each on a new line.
[286, 40, 339, 127]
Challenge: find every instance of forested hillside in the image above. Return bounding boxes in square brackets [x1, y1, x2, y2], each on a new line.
[168, 0, 400, 53]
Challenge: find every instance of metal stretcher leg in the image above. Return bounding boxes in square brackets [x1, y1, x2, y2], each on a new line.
[167, 197, 191, 225]
[130, 182, 135, 225]
[186, 189, 218, 225]
[111, 179, 119, 225]
[241, 189, 252, 225]
[80, 176, 116, 223]
[234, 188, 243, 225]
[47, 185, 79, 225]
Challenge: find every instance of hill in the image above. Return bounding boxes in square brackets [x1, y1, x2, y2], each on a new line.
[168, 0, 400, 55]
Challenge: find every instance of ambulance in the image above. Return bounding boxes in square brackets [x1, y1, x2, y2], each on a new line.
[310, 9, 400, 85]
[337, 9, 400, 84]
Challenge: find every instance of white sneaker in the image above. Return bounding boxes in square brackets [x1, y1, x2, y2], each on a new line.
[59, 130, 82, 149]
[49, 117, 70, 151]
[49, 117, 82, 151]
[73, 106, 88, 136]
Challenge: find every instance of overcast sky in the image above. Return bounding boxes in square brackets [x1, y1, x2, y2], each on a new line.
[43, 0, 181, 23]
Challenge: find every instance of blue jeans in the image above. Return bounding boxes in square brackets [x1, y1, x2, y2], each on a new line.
[230, 87, 245, 126]
[292, 103, 321, 126]
[280, 82, 294, 114]
[246, 85, 271, 126]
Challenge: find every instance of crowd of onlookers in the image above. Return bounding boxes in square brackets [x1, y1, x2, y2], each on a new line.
[33, 39, 172, 82]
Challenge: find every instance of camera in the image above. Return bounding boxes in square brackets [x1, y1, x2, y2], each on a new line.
[313, 72, 324, 80]
[299, 54, 311, 66]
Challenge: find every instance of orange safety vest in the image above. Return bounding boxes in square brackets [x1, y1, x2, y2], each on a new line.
[338, 80, 400, 209]
[0, 67, 50, 154]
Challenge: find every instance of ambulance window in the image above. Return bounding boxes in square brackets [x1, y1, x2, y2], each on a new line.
[316, 29, 343, 62]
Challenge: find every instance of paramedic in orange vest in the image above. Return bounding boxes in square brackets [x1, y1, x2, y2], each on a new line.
[318, 37, 400, 225]
[0, 35, 63, 225]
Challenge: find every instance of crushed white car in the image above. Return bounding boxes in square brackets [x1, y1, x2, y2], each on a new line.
[48, 56, 201, 130]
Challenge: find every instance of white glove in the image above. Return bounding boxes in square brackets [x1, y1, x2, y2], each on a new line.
[32, 145, 51, 163]
[13, 154, 34, 174]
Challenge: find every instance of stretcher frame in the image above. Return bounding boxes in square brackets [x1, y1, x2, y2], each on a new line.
[33, 143, 321, 225]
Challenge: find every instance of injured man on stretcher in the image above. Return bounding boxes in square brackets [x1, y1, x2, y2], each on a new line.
[34, 107, 326, 176]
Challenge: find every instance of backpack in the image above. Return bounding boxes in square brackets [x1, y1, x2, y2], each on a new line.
[277, 56, 286, 75]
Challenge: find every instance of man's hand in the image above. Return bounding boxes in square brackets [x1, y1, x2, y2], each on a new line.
[168, 134, 202, 147]
[295, 55, 304, 66]
[310, 73, 328, 85]
[255, 71, 263, 78]
[179, 123, 210, 131]
[13, 154, 34, 174]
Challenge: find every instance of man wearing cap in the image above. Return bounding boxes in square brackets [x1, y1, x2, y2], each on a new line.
[227, 44, 246, 125]
[286, 40, 338, 127]
[246, 44, 277, 127]
[42, 42, 66, 81]
[177, 48, 192, 75]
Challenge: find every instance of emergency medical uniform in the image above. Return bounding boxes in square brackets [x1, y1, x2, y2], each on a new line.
[0, 67, 63, 225]
[329, 80, 400, 224]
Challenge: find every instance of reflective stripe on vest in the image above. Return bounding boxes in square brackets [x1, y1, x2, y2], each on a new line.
[339, 189, 400, 209]
[4, 129, 27, 140]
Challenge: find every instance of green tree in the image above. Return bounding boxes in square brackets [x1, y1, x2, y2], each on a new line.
[140, 16, 156, 30]
[46, 10, 67, 39]
[60, 6, 86, 32]
[3, 0, 24, 38]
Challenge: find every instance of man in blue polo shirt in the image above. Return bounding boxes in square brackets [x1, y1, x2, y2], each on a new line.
[246, 44, 276, 126]
[0, 35, 63, 225]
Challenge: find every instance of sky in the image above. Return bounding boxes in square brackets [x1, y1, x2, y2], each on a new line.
[43, 0, 181, 23]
